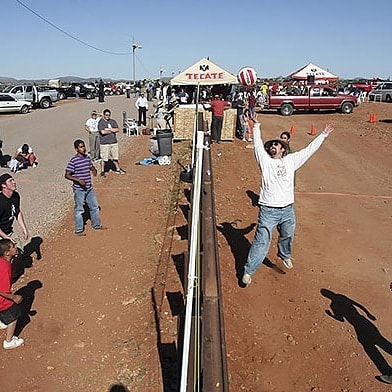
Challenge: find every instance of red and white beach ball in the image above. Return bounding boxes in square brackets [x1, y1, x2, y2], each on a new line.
[237, 67, 257, 86]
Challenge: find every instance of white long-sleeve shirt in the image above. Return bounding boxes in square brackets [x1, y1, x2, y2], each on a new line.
[253, 123, 329, 207]
[135, 96, 148, 110]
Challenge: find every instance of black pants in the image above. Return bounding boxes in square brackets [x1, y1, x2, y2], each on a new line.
[211, 115, 223, 142]
[138, 107, 147, 126]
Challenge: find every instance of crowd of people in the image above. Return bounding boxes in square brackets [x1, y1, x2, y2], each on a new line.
[0, 105, 129, 350]
[1, 84, 391, 388]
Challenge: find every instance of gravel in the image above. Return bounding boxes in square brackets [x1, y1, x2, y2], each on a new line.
[0, 95, 139, 241]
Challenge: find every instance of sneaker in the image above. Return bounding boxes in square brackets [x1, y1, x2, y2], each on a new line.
[3, 336, 24, 350]
[32, 162, 38, 168]
[93, 225, 107, 230]
[242, 273, 252, 286]
[0, 320, 7, 329]
[100, 171, 106, 177]
[380, 375, 392, 384]
[115, 169, 126, 174]
[281, 257, 293, 269]
[75, 231, 86, 236]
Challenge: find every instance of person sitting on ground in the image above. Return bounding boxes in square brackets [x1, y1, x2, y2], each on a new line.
[15, 144, 38, 168]
[0, 238, 25, 350]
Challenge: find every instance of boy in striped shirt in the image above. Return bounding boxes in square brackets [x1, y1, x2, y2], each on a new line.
[65, 139, 106, 236]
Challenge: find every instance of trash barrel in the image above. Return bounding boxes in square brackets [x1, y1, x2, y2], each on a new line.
[156, 129, 173, 156]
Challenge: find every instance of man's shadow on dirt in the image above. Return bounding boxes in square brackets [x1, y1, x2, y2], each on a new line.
[217, 220, 285, 288]
[12, 236, 43, 283]
[107, 384, 129, 392]
[321, 289, 392, 381]
[14, 279, 43, 336]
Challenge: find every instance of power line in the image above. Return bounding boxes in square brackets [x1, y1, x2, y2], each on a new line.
[15, 0, 130, 56]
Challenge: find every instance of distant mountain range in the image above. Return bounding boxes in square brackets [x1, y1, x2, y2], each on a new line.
[0, 76, 118, 85]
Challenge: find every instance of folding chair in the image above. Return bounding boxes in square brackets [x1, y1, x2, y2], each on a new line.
[124, 118, 139, 136]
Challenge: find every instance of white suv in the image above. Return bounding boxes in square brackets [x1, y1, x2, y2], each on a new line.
[368, 82, 392, 102]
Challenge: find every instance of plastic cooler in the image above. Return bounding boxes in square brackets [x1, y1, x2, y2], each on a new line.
[156, 129, 173, 156]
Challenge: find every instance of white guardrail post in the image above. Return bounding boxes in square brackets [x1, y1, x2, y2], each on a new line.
[180, 130, 205, 392]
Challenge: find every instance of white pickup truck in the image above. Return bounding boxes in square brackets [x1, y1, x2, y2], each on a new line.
[3, 84, 59, 109]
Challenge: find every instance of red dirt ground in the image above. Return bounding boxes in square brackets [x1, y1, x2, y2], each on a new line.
[1, 101, 392, 392]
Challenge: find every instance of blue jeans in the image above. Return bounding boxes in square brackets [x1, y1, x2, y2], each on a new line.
[244, 204, 296, 276]
[73, 188, 101, 233]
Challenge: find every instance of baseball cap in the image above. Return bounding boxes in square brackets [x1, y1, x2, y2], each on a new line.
[0, 173, 13, 185]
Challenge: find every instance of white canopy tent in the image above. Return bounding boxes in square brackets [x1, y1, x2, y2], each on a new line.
[171, 57, 238, 86]
[289, 62, 339, 81]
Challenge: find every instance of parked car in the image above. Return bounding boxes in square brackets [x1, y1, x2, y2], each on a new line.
[0, 94, 32, 114]
[104, 83, 123, 96]
[266, 86, 358, 116]
[2, 84, 58, 109]
[57, 83, 96, 100]
[350, 79, 380, 93]
[368, 82, 392, 102]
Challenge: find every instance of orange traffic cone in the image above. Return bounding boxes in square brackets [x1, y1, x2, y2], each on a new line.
[290, 124, 295, 135]
[309, 124, 316, 136]
[369, 113, 376, 123]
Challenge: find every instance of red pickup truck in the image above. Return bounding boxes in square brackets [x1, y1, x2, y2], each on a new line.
[266, 86, 358, 116]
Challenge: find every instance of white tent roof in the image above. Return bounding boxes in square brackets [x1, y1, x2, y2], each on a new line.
[289, 62, 339, 81]
[171, 57, 238, 85]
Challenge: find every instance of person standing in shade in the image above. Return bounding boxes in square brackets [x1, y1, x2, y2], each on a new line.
[65, 139, 107, 236]
[242, 122, 334, 286]
[97, 109, 126, 176]
[84, 111, 101, 161]
[135, 92, 148, 126]
[202, 94, 231, 143]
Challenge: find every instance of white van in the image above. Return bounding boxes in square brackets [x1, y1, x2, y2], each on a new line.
[368, 82, 392, 102]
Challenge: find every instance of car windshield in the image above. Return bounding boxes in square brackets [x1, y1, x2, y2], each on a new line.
[2, 86, 12, 93]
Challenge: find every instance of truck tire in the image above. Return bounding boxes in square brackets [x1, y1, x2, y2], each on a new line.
[341, 102, 353, 114]
[386, 94, 392, 103]
[40, 98, 51, 109]
[58, 92, 67, 100]
[86, 92, 94, 100]
[280, 103, 294, 116]
[20, 105, 30, 114]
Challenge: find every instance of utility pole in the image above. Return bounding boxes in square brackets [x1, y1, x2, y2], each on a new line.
[132, 41, 142, 85]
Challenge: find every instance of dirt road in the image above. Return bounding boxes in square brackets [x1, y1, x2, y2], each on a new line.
[0, 98, 391, 391]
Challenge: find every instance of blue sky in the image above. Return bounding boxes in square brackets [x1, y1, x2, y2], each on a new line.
[3, 0, 392, 81]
